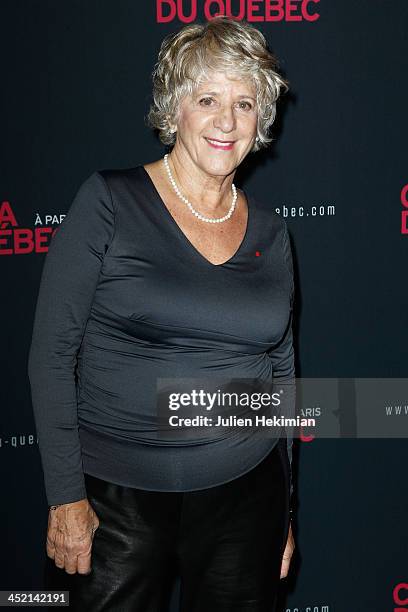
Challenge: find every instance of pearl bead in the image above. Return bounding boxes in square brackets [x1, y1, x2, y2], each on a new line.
[163, 153, 237, 223]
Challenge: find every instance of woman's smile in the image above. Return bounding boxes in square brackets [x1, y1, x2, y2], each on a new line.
[204, 137, 236, 151]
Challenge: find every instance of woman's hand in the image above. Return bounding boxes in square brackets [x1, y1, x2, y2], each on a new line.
[280, 521, 295, 579]
[46, 498, 100, 575]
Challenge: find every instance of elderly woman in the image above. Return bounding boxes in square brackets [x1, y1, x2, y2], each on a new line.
[28, 15, 296, 612]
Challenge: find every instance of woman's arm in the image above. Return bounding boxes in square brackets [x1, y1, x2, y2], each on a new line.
[27, 171, 115, 506]
[268, 221, 296, 503]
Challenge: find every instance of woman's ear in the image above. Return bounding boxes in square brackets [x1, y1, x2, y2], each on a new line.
[166, 113, 177, 133]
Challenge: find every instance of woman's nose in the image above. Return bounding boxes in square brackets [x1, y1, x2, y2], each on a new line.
[213, 105, 236, 133]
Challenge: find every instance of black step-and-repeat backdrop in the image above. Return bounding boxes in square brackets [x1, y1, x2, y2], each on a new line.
[2, 1, 407, 610]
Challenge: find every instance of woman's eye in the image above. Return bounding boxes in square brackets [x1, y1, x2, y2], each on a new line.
[238, 101, 252, 110]
[199, 97, 214, 106]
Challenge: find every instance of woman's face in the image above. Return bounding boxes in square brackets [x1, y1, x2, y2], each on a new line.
[172, 70, 258, 178]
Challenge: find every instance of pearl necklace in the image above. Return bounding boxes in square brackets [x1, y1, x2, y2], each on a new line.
[163, 153, 237, 223]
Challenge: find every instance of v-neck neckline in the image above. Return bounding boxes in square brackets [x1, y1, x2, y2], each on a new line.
[140, 165, 253, 268]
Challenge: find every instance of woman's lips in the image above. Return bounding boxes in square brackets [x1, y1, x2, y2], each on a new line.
[204, 137, 235, 150]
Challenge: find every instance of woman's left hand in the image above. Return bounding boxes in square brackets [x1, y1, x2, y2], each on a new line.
[280, 521, 295, 579]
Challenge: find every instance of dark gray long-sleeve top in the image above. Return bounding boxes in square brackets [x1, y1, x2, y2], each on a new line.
[28, 166, 296, 506]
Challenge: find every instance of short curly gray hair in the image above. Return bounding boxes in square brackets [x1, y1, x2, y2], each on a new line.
[145, 16, 289, 153]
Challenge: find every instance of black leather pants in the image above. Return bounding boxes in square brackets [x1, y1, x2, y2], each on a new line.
[44, 438, 290, 612]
